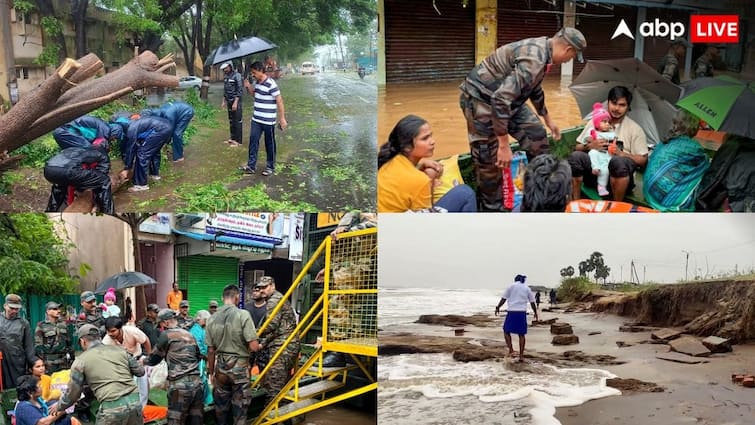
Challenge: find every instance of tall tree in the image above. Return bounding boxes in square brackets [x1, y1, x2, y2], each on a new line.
[114, 213, 154, 322]
[70, 0, 90, 58]
[0, 214, 78, 295]
[560, 266, 575, 278]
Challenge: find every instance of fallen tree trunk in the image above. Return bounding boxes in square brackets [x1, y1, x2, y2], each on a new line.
[0, 51, 178, 153]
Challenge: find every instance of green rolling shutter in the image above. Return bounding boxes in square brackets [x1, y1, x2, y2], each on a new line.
[178, 255, 239, 317]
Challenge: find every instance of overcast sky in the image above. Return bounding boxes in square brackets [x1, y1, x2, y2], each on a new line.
[379, 214, 755, 289]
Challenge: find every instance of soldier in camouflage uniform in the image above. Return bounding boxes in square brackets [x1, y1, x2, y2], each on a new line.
[34, 301, 73, 374]
[144, 309, 204, 425]
[256, 276, 300, 404]
[658, 38, 691, 84]
[56, 324, 144, 425]
[136, 303, 162, 346]
[693, 45, 720, 79]
[206, 284, 260, 425]
[74, 291, 105, 422]
[459, 28, 586, 211]
[177, 300, 195, 330]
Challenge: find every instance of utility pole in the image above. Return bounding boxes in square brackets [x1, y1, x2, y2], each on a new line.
[682, 250, 690, 281]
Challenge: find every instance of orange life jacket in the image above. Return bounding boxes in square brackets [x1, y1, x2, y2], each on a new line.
[565, 200, 658, 213]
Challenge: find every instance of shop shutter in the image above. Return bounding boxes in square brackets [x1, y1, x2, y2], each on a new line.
[385, 0, 475, 83]
[571, 4, 636, 75]
[178, 255, 239, 317]
[498, 0, 563, 74]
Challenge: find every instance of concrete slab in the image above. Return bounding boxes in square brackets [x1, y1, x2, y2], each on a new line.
[669, 336, 711, 357]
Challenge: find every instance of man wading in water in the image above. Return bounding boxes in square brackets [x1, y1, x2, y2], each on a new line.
[495, 274, 539, 362]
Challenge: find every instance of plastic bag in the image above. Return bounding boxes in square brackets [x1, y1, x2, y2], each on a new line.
[49, 370, 76, 413]
[148, 360, 168, 390]
[501, 151, 528, 211]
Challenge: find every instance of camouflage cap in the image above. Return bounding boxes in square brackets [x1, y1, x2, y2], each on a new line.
[209, 300, 219, 308]
[670, 37, 692, 48]
[255, 276, 275, 288]
[76, 324, 100, 339]
[179, 300, 189, 308]
[45, 301, 61, 310]
[80, 291, 96, 303]
[557, 27, 587, 63]
[147, 303, 160, 313]
[157, 308, 177, 322]
[5, 294, 22, 309]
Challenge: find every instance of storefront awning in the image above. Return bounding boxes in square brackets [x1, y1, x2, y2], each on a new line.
[172, 228, 275, 249]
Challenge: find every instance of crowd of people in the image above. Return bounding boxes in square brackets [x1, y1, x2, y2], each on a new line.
[0, 275, 300, 425]
[377, 27, 752, 213]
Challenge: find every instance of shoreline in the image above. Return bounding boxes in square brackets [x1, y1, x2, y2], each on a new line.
[379, 307, 755, 425]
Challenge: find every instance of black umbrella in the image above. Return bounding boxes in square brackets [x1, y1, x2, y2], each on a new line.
[207, 36, 278, 66]
[95, 272, 157, 294]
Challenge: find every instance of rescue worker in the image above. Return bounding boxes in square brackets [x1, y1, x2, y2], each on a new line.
[74, 290, 106, 422]
[658, 38, 692, 84]
[52, 115, 123, 150]
[693, 45, 720, 79]
[208, 300, 219, 315]
[142, 101, 195, 162]
[143, 309, 203, 425]
[34, 301, 74, 374]
[43, 141, 114, 214]
[256, 276, 300, 405]
[55, 324, 144, 425]
[459, 28, 586, 211]
[136, 303, 162, 346]
[117, 115, 173, 192]
[0, 294, 36, 389]
[206, 284, 260, 425]
[220, 62, 244, 147]
[177, 300, 195, 330]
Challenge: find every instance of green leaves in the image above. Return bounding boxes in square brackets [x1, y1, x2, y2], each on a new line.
[175, 182, 316, 212]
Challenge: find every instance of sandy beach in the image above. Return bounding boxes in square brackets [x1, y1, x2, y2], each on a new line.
[380, 306, 755, 425]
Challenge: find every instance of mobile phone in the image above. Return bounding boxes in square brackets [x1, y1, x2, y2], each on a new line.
[616, 140, 624, 151]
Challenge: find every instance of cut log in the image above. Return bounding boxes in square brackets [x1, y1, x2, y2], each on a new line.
[0, 58, 81, 148]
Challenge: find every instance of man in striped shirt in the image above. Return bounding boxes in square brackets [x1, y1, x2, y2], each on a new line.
[240, 61, 288, 176]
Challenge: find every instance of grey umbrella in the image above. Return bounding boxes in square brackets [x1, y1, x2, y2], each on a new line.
[569, 58, 683, 145]
[207, 36, 278, 66]
[95, 271, 157, 294]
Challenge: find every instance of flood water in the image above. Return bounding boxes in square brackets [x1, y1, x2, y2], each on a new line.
[378, 75, 586, 159]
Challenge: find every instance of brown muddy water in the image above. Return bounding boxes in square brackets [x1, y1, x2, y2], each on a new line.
[378, 75, 586, 159]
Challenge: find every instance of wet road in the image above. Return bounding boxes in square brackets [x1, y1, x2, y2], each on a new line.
[378, 75, 585, 159]
[114, 71, 377, 211]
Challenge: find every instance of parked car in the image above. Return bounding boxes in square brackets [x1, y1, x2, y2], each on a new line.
[301, 62, 317, 75]
[178, 76, 202, 90]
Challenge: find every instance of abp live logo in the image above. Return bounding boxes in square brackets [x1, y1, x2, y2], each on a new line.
[690, 15, 739, 43]
[611, 15, 740, 44]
